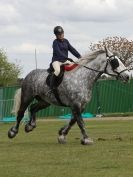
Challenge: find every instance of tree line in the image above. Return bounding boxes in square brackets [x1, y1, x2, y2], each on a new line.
[0, 49, 21, 86]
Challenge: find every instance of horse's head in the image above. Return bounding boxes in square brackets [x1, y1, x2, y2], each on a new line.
[104, 47, 130, 82]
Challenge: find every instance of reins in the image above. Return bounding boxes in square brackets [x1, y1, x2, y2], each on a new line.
[72, 55, 128, 78]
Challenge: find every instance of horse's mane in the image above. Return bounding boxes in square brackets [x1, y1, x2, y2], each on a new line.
[77, 50, 105, 65]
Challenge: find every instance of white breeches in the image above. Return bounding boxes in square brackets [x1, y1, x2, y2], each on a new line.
[52, 60, 72, 76]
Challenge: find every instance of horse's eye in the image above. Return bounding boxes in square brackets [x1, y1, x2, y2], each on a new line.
[110, 59, 119, 69]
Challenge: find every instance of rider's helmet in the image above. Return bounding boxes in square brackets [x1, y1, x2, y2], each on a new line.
[54, 26, 64, 35]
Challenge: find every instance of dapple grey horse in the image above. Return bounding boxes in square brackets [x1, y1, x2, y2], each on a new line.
[8, 48, 130, 145]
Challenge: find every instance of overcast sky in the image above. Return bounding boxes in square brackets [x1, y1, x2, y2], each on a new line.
[1, 0, 133, 77]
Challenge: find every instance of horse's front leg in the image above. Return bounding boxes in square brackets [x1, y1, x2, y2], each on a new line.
[58, 115, 77, 144]
[73, 107, 93, 145]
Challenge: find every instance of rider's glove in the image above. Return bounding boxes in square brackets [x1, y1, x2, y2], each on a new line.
[67, 58, 74, 62]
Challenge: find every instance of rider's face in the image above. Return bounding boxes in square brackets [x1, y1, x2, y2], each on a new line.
[56, 33, 64, 40]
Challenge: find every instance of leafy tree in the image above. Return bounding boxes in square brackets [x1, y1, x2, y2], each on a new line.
[0, 49, 21, 86]
[89, 36, 133, 65]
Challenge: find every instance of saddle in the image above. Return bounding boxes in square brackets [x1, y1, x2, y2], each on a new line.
[46, 63, 78, 88]
[46, 63, 78, 106]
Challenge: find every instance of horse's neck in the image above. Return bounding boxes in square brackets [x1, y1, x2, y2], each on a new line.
[87, 55, 106, 72]
[79, 55, 107, 85]
[64, 54, 107, 91]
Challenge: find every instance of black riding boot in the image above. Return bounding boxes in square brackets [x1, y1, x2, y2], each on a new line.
[50, 73, 57, 90]
[46, 74, 57, 95]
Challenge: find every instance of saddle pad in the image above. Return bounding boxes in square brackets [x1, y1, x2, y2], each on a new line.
[64, 64, 78, 71]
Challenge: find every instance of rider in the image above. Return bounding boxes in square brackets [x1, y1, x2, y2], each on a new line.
[49, 26, 82, 91]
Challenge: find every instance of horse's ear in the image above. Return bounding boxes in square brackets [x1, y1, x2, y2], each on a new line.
[104, 46, 108, 57]
[104, 46, 112, 57]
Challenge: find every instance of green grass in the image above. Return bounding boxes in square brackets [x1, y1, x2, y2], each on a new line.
[103, 112, 133, 117]
[1, 119, 133, 177]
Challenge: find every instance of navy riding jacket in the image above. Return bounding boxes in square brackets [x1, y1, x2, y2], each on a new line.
[52, 38, 81, 62]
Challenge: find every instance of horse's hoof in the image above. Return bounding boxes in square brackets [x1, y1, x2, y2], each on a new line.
[58, 135, 66, 144]
[31, 122, 36, 129]
[58, 127, 65, 135]
[25, 124, 34, 133]
[81, 138, 93, 145]
[8, 127, 18, 139]
[8, 130, 16, 139]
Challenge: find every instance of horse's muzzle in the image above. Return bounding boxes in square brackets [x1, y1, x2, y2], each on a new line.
[119, 71, 130, 82]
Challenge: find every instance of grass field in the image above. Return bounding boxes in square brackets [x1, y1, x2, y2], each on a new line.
[1, 119, 133, 177]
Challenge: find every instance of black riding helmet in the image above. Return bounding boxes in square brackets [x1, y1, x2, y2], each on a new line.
[54, 26, 64, 35]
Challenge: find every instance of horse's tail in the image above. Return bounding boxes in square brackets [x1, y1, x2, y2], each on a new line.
[12, 88, 22, 116]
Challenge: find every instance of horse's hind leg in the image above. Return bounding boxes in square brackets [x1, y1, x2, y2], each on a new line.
[25, 101, 50, 133]
[8, 93, 33, 139]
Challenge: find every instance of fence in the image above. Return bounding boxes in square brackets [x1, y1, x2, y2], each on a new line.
[0, 79, 133, 119]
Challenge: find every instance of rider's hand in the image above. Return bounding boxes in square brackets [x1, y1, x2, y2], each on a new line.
[67, 58, 74, 62]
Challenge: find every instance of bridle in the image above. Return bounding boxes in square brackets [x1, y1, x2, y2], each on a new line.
[73, 54, 128, 79]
